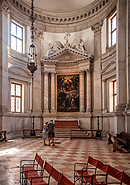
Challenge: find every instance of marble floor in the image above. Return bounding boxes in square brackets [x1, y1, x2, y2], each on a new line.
[0, 137, 130, 185]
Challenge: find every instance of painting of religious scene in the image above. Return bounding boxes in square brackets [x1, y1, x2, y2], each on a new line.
[57, 74, 79, 112]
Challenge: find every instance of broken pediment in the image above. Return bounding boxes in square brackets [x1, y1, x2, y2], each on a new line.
[41, 34, 93, 65]
[41, 46, 93, 65]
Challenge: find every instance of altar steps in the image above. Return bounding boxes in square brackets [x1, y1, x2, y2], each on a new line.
[55, 128, 89, 138]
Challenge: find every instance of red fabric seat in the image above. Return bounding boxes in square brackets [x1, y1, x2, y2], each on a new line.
[76, 169, 99, 184]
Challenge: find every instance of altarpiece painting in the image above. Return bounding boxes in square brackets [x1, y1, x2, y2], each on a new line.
[57, 74, 79, 112]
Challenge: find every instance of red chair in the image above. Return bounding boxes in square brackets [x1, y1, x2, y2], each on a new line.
[31, 161, 53, 185]
[20, 153, 41, 184]
[59, 174, 74, 185]
[51, 167, 61, 183]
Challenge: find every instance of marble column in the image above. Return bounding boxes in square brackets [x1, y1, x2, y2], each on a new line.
[51, 72, 56, 113]
[86, 70, 91, 112]
[44, 71, 49, 113]
[80, 70, 85, 112]
[114, 0, 127, 133]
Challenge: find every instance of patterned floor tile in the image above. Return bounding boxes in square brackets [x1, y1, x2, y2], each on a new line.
[0, 137, 130, 185]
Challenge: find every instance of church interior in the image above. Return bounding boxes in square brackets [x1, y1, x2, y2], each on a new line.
[0, 0, 130, 184]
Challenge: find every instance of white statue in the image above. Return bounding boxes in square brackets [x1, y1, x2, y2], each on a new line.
[71, 39, 79, 50]
[79, 39, 85, 52]
[71, 38, 85, 52]
[47, 41, 64, 56]
[64, 32, 71, 43]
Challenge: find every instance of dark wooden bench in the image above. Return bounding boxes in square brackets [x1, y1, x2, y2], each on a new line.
[74, 156, 130, 185]
[108, 132, 119, 152]
[0, 131, 7, 142]
[116, 131, 130, 151]
[22, 129, 42, 139]
[108, 132, 130, 153]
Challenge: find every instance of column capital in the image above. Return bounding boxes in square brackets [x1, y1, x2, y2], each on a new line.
[44, 71, 49, 74]
[49, 71, 56, 74]
[79, 70, 85, 74]
[86, 69, 91, 73]
[2, 0, 9, 15]
[91, 20, 103, 34]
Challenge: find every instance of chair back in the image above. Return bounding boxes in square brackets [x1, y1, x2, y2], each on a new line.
[59, 174, 74, 185]
[44, 161, 53, 175]
[38, 156, 44, 169]
[51, 167, 61, 182]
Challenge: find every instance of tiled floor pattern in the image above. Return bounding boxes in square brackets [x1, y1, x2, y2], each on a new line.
[0, 137, 130, 185]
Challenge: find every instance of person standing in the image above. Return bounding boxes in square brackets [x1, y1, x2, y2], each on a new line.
[42, 122, 48, 146]
[47, 120, 55, 146]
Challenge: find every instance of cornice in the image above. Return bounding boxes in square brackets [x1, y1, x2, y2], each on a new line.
[8, 0, 117, 33]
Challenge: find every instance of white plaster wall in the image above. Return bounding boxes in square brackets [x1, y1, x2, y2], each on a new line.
[103, 116, 114, 135]
[2, 116, 42, 139]
[41, 28, 94, 58]
[79, 118, 91, 129]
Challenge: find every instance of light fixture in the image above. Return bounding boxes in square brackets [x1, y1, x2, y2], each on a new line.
[27, 0, 37, 136]
[27, 0, 37, 75]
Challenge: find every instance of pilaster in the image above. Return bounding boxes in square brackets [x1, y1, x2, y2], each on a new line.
[113, 0, 127, 133]
[0, 0, 9, 121]
[79, 70, 85, 112]
[51, 72, 56, 113]
[86, 69, 91, 112]
[91, 21, 103, 115]
[44, 71, 49, 113]
[123, 0, 130, 133]
[102, 79, 107, 113]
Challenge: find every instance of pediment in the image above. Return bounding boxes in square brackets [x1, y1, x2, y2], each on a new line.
[53, 51, 84, 61]
[8, 65, 31, 77]
[41, 46, 93, 64]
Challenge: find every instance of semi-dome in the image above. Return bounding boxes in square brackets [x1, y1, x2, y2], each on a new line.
[25, 0, 95, 13]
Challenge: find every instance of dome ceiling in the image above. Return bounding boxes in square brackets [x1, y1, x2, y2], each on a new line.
[25, 0, 95, 13]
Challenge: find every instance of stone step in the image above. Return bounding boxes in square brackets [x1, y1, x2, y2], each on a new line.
[54, 128, 89, 138]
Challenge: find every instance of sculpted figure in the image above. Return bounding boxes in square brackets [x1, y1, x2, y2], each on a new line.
[71, 39, 79, 50]
[64, 32, 71, 43]
[47, 41, 64, 56]
[79, 39, 85, 52]
[71, 39, 86, 52]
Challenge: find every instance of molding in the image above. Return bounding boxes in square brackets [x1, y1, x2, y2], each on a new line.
[7, 0, 118, 33]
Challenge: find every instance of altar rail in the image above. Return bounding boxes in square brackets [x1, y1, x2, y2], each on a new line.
[22, 129, 42, 139]
[70, 129, 102, 140]
[54, 120, 79, 128]
[0, 131, 7, 142]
